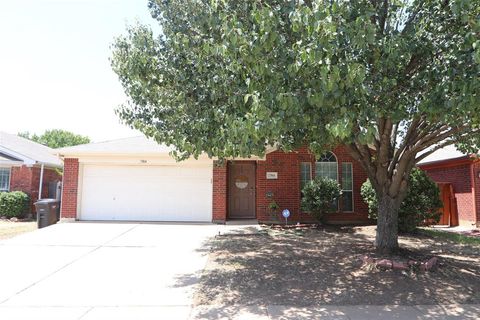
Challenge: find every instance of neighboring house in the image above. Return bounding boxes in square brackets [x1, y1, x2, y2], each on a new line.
[418, 145, 480, 227]
[57, 136, 371, 224]
[0, 131, 63, 213]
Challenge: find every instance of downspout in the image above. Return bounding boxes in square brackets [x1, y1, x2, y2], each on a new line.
[38, 163, 44, 200]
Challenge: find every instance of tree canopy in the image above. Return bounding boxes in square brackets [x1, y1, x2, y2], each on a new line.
[111, 0, 480, 251]
[18, 129, 90, 149]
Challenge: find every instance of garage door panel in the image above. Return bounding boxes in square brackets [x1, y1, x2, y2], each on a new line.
[80, 164, 212, 221]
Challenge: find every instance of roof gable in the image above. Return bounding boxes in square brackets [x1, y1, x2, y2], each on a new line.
[56, 136, 174, 156]
[0, 132, 62, 167]
[56, 136, 273, 160]
[418, 145, 479, 166]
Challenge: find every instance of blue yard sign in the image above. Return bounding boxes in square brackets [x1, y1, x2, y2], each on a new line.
[282, 209, 290, 225]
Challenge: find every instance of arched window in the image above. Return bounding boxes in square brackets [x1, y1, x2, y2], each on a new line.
[316, 152, 339, 211]
[315, 152, 338, 181]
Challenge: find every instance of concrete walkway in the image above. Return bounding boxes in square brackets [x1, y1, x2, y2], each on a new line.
[190, 304, 480, 319]
[0, 303, 477, 319]
[0, 222, 477, 319]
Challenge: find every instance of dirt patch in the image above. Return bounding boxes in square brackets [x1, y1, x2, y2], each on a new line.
[0, 220, 37, 240]
[194, 225, 480, 306]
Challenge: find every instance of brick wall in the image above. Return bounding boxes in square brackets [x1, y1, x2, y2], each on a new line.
[10, 165, 34, 212]
[60, 158, 79, 219]
[254, 146, 370, 224]
[30, 167, 62, 201]
[423, 163, 476, 225]
[10, 165, 62, 213]
[212, 161, 228, 222]
[473, 161, 480, 226]
[10, 165, 33, 194]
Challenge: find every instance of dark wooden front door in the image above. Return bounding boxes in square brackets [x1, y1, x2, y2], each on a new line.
[228, 162, 256, 219]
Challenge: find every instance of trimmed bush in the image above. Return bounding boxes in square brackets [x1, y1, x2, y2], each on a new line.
[361, 168, 442, 233]
[301, 177, 342, 222]
[0, 191, 30, 218]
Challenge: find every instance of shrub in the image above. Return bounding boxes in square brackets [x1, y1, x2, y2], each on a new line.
[0, 191, 30, 218]
[361, 168, 442, 233]
[268, 200, 280, 212]
[301, 177, 342, 222]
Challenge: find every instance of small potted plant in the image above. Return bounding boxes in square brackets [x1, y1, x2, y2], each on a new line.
[268, 200, 280, 222]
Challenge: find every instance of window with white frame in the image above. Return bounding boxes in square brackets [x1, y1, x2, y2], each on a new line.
[341, 163, 353, 212]
[0, 168, 11, 192]
[316, 152, 338, 210]
[315, 152, 338, 181]
[300, 162, 312, 193]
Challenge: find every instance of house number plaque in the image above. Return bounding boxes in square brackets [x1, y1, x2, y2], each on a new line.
[266, 172, 278, 179]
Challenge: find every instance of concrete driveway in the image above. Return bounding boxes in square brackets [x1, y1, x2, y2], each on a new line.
[3, 222, 477, 320]
[0, 222, 222, 319]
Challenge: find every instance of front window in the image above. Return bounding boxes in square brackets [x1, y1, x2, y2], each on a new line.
[0, 168, 11, 192]
[315, 152, 338, 181]
[341, 163, 354, 212]
[300, 162, 312, 191]
[316, 152, 338, 210]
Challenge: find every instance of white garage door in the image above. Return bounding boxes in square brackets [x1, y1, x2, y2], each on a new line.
[79, 164, 213, 221]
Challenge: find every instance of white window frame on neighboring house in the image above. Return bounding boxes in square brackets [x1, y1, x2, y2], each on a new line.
[0, 167, 11, 192]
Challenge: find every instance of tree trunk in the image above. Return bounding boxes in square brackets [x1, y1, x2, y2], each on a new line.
[375, 193, 400, 253]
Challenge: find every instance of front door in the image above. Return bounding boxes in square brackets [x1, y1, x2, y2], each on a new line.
[228, 162, 256, 219]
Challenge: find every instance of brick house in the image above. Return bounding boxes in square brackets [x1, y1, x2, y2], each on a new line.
[0, 132, 63, 214]
[418, 145, 480, 227]
[58, 136, 371, 224]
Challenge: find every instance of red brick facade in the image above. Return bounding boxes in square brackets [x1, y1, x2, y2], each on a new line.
[420, 158, 480, 226]
[212, 146, 371, 224]
[212, 161, 228, 223]
[262, 146, 369, 223]
[60, 158, 79, 219]
[474, 161, 480, 226]
[9, 165, 62, 213]
[62, 146, 372, 223]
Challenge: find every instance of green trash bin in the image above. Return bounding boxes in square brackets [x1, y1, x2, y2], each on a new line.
[35, 199, 60, 229]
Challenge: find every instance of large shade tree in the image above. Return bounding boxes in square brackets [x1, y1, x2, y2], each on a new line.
[111, 0, 480, 252]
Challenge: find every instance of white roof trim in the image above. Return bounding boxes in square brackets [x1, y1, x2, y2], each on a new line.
[0, 161, 23, 167]
[0, 146, 36, 166]
[417, 144, 478, 165]
[57, 136, 277, 160]
[0, 132, 63, 168]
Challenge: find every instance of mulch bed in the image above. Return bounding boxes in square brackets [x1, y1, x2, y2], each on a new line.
[193, 225, 480, 306]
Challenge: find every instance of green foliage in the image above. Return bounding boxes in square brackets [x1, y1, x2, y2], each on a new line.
[112, 0, 480, 160]
[17, 132, 31, 139]
[111, 0, 480, 249]
[301, 178, 342, 222]
[18, 130, 90, 149]
[418, 228, 480, 246]
[268, 200, 280, 212]
[361, 169, 443, 232]
[0, 191, 30, 218]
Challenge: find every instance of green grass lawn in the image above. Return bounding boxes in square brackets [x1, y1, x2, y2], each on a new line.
[418, 228, 480, 246]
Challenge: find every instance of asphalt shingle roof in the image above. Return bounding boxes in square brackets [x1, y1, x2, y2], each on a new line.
[0, 131, 62, 167]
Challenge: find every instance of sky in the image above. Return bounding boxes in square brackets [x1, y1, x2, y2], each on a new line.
[0, 0, 160, 142]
